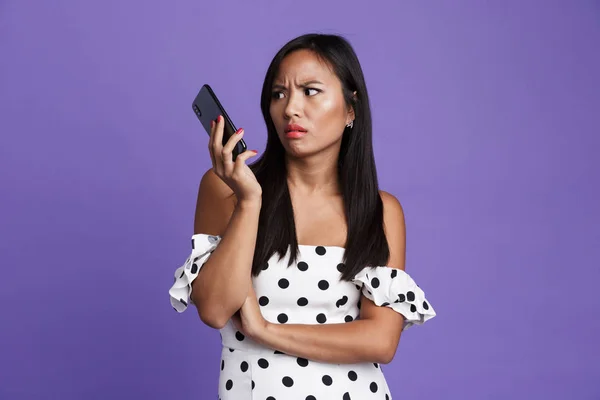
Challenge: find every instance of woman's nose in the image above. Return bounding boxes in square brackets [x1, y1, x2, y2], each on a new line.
[284, 92, 303, 118]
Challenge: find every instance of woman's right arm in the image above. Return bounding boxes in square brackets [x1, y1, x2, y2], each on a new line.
[187, 116, 262, 329]
[190, 168, 261, 329]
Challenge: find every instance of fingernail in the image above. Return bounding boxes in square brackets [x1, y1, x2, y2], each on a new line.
[217, 115, 222, 122]
[251, 149, 258, 153]
[236, 128, 243, 134]
[211, 120, 214, 128]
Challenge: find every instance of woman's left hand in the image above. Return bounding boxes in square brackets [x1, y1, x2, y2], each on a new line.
[231, 284, 269, 340]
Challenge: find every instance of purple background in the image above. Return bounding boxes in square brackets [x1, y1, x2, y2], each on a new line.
[1, 1, 599, 399]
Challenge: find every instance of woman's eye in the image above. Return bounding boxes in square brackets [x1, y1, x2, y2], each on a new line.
[305, 88, 319, 96]
[271, 91, 284, 99]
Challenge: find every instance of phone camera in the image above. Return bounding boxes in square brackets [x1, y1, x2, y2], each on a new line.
[193, 105, 202, 117]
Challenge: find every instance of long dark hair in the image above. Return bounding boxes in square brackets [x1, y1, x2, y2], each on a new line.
[248, 33, 389, 281]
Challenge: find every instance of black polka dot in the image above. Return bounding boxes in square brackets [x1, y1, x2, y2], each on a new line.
[191, 238, 195, 249]
[262, 262, 269, 270]
[258, 358, 269, 369]
[297, 357, 309, 367]
[423, 301, 429, 310]
[316, 313, 327, 323]
[322, 375, 333, 386]
[357, 300, 362, 309]
[373, 362, 379, 368]
[191, 263, 198, 274]
[371, 277, 380, 288]
[266, 397, 275, 400]
[348, 370, 357, 381]
[235, 331, 245, 341]
[315, 246, 326, 255]
[282, 376, 294, 387]
[391, 269, 397, 278]
[252, 380, 255, 389]
[259, 296, 270, 306]
[386, 394, 390, 400]
[297, 261, 309, 271]
[410, 304, 417, 313]
[343, 392, 351, 400]
[221, 360, 224, 370]
[336, 296, 348, 308]
[225, 379, 233, 390]
[370, 382, 378, 392]
[337, 263, 346, 272]
[228, 348, 234, 352]
[297, 297, 308, 306]
[398, 294, 406, 303]
[345, 315, 353, 322]
[407, 291, 415, 302]
[240, 361, 248, 372]
[318, 280, 329, 290]
[277, 313, 288, 323]
[278, 279, 290, 289]
[274, 350, 285, 355]
[306, 396, 316, 400]
[381, 302, 390, 307]
[355, 284, 361, 290]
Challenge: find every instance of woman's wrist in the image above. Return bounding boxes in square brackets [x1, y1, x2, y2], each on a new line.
[252, 320, 274, 346]
[236, 196, 262, 211]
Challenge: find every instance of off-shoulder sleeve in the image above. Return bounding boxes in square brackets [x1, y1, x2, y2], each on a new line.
[168, 233, 221, 313]
[352, 266, 436, 330]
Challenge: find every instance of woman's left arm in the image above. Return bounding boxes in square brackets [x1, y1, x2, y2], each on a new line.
[240, 191, 407, 364]
[256, 300, 404, 364]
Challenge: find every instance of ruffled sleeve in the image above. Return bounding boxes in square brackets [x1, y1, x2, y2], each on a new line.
[352, 266, 436, 330]
[169, 233, 221, 313]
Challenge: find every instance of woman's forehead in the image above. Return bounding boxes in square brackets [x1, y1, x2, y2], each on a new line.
[275, 50, 336, 84]
[277, 50, 332, 76]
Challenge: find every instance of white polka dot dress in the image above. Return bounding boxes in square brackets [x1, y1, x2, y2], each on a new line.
[170, 234, 436, 399]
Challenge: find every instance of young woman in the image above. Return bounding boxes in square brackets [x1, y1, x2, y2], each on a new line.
[169, 33, 436, 399]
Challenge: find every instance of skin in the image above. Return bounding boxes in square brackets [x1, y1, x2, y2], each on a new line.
[230, 49, 408, 365]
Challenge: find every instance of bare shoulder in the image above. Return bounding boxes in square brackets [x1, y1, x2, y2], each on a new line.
[379, 190, 406, 270]
[194, 168, 236, 236]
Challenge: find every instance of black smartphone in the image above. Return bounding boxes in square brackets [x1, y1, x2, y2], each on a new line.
[192, 84, 247, 161]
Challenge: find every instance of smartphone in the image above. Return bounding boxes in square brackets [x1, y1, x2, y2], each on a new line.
[192, 84, 247, 161]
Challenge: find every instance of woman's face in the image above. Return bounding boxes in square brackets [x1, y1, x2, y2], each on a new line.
[269, 49, 354, 156]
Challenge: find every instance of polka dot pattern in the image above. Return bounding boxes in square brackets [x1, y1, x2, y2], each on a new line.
[277, 313, 288, 324]
[168, 233, 221, 313]
[297, 357, 309, 367]
[297, 297, 309, 307]
[171, 235, 435, 399]
[352, 266, 437, 331]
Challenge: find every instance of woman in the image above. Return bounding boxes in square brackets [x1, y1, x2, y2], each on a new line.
[169, 33, 436, 399]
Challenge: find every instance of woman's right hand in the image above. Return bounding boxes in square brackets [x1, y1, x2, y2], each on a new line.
[209, 115, 262, 204]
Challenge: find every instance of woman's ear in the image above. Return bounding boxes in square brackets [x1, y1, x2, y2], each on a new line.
[347, 91, 357, 121]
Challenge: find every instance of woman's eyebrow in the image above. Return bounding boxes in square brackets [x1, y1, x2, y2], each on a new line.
[300, 80, 324, 86]
[272, 80, 325, 89]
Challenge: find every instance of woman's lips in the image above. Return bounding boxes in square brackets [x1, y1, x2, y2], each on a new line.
[284, 123, 307, 139]
[285, 130, 307, 139]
